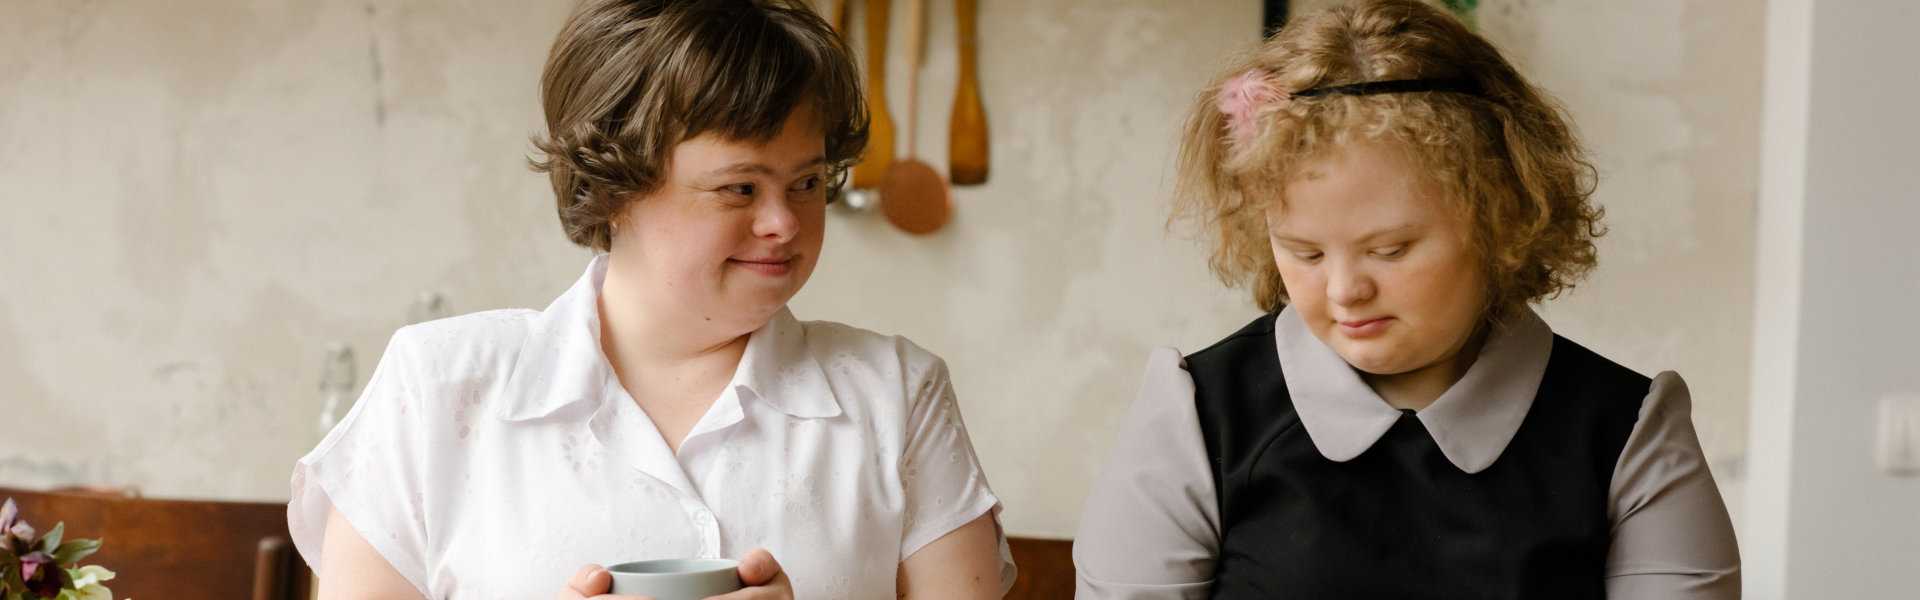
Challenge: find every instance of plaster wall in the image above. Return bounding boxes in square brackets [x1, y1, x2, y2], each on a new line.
[1, 0, 1760, 543]
[1745, 0, 1920, 596]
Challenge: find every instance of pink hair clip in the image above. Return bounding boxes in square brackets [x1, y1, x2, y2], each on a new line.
[1215, 69, 1290, 148]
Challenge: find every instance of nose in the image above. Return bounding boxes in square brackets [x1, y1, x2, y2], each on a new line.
[751, 192, 800, 242]
[1326, 259, 1376, 307]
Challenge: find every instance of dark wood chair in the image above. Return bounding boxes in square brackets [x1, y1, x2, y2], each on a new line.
[1005, 536, 1074, 600]
[0, 486, 311, 600]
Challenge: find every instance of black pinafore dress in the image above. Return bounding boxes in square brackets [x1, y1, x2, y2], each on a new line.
[1188, 312, 1648, 599]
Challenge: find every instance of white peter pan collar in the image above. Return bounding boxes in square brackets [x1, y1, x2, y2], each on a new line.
[497, 254, 840, 422]
[1274, 304, 1554, 474]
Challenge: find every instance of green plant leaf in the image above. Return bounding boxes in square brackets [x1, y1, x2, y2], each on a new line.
[41, 522, 64, 552]
[3, 561, 26, 594]
[52, 539, 101, 566]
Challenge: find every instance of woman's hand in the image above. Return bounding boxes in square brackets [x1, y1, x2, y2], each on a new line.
[708, 549, 792, 600]
[558, 550, 789, 600]
[557, 564, 650, 600]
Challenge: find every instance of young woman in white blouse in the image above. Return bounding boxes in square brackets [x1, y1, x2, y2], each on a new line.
[1074, 1, 1738, 598]
[288, 1, 1012, 598]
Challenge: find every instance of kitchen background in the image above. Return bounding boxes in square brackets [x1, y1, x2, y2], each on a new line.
[0, 0, 1911, 597]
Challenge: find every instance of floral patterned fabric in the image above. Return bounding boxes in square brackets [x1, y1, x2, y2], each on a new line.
[289, 255, 1012, 599]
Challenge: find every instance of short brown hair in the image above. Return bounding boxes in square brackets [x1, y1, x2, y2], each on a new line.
[531, 0, 867, 251]
[1173, 0, 1603, 317]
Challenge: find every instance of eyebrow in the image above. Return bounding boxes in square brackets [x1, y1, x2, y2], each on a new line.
[702, 156, 829, 178]
[1271, 223, 1420, 246]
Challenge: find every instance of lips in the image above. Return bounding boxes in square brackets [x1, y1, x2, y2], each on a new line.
[729, 256, 795, 277]
[1337, 316, 1393, 339]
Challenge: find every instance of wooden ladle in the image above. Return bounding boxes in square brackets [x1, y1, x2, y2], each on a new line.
[949, 0, 988, 185]
[830, 0, 849, 34]
[849, 0, 893, 190]
[877, 0, 952, 234]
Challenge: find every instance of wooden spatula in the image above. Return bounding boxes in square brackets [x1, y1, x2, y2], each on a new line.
[877, 0, 952, 234]
[949, 0, 988, 185]
[850, 0, 894, 190]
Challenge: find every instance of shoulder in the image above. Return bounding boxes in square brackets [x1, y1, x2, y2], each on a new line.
[1134, 347, 1201, 413]
[1634, 371, 1695, 430]
[1183, 312, 1283, 395]
[795, 317, 947, 378]
[1543, 335, 1656, 394]
[1547, 335, 1651, 385]
[1185, 312, 1280, 364]
[368, 309, 541, 421]
[385, 309, 538, 373]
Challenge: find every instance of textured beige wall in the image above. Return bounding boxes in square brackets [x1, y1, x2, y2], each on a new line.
[1290, 0, 1764, 529]
[0, 0, 1759, 540]
[1481, 0, 1763, 528]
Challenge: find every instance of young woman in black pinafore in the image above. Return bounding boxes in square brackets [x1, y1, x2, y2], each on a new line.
[1073, 1, 1739, 598]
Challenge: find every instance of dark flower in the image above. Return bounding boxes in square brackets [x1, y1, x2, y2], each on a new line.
[20, 551, 66, 598]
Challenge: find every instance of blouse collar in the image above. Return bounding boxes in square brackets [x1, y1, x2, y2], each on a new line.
[1274, 304, 1553, 474]
[497, 254, 840, 422]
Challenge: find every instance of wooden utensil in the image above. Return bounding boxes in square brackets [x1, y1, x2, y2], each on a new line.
[830, 0, 849, 40]
[949, 0, 988, 185]
[877, 0, 952, 234]
[849, 0, 893, 190]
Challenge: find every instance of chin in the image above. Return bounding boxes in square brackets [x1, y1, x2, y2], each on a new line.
[1333, 346, 1414, 376]
[732, 296, 791, 323]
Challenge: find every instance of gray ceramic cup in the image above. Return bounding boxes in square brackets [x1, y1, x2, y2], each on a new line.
[607, 558, 743, 600]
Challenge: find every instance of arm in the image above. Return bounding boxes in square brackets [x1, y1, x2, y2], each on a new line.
[295, 331, 436, 599]
[317, 506, 427, 600]
[1605, 372, 1741, 598]
[1073, 347, 1219, 600]
[894, 352, 1017, 594]
[897, 512, 1003, 599]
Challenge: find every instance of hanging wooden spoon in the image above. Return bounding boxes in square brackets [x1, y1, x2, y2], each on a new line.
[849, 0, 893, 190]
[878, 0, 952, 234]
[948, 0, 988, 185]
[828, 0, 850, 42]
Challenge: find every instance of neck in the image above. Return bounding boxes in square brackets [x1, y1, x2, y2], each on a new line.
[596, 261, 751, 410]
[1360, 323, 1490, 412]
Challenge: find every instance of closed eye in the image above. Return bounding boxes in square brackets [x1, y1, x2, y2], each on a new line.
[1292, 251, 1323, 263]
[1373, 244, 1408, 258]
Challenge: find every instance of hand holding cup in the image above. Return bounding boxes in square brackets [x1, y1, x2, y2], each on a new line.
[557, 548, 790, 600]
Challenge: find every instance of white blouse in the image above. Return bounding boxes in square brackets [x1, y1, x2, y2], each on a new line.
[290, 256, 1015, 599]
[1073, 306, 1740, 599]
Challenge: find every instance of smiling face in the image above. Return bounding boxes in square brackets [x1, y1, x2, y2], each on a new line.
[1268, 138, 1490, 381]
[607, 106, 829, 339]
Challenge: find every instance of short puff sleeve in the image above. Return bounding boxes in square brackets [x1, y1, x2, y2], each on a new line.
[1074, 347, 1220, 599]
[289, 329, 435, 595]
[896, 351, 1016, 591]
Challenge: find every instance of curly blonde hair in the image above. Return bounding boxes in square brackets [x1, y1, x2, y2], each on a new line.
[1174, 0, 1603, 317]
[530, 0, 867, 252]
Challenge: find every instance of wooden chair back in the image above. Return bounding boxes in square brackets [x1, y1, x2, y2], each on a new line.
[0, 486, 310, 600]
[1004, 536, 1074, 600]
[5, 487, 1068, 600]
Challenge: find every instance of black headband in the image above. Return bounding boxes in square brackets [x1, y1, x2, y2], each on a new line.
[1290, 77, 1485, 98]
